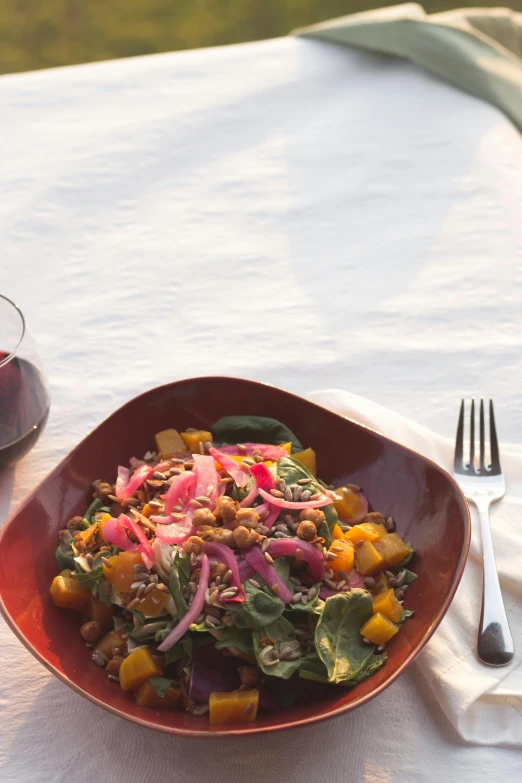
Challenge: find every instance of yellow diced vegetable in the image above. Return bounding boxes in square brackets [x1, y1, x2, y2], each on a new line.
[98, 512, 113, 543]
[138, 588, 171, 618]
[279, 442, 292, 454]
[332, 524, 344, 540]
[134, 681, 180, 708]
[209, 689, 259, 725]
[119, 647, 163, 692]
[291, 447, 316, 476]
[112, 551, 144, 592]
[83, 595, 114, 630]
[333, 487, 365, 520]
[102, 554, 119, 583]
[354, 541, 386, 575]
[344, 522, 387, 544]
[181, 430, 212, 453]
[328, 539, 355, 579]
[372, 571, 390, 595]
[50, 575, 90, 611]
[94, 628, 126, 660]
[373, 534, 412, 566]
[372, 588, 403, 622]
[360, 612, 399, 644]
[155, 428, 186, 458]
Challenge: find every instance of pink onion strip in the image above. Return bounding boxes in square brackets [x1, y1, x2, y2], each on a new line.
[192, 454, 220, 510]
[119, 513, 155, 569]
[154, 517, 195, 545]
[238, 557, 255, 583]
[244, 547, 293, 603]
[101, 516, 138, 552]
[115, 460, 172, 501]
[217, 443, 289, 460]
[240, 463, 276, 508]
[267, 538, 325, 582]
[258, 487, 332, 510]
[202, 542, 245, 602]
[209, 447, 250, 488]
[157, 555, 210, 651]
[162, 471, 197, 516]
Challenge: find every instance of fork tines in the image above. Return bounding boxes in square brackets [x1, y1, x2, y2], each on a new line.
[454, 398, 501, 476]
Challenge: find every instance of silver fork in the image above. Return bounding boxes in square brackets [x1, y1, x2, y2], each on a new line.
[454, 398, 514, 666]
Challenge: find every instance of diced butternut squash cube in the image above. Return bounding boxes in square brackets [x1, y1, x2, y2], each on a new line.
[279, 442, 292, 454]
[373, 533, 412, 566]
[333, 488, 365, 520]
[119, 647, 163, 692]
[142, 503, 151, 518]
[134, 681, 180, 708]
[155, 428, 186, 459]
[360, 612, 399, 645]
[180, 430, 212, 453]
[83, 596, 114, 630]
[372, 589, 403, 623]
[50, 575, 90, 611]
[372, 571, 390, 595]
[94, 628, 126, 660]
[59, 569, 73, 578]
[102, 555, 119, 583]
[345, 522, 387, 544]
[354, 541, 385, 575]
[209, 689, 259, 725]
[332, 523, 344, 540]
[328, 539, 355, 579]
[112, 551, 143, 592]
[138, 588, 171, 618]
[292, 447, 317, 476]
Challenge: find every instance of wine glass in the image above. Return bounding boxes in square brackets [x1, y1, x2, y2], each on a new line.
[0, 295, 50, 468]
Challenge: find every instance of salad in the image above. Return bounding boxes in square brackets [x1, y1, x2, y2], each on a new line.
[50, 416, 416, 724]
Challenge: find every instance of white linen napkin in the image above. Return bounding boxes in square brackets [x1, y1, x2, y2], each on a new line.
[309, 389, 522, 746]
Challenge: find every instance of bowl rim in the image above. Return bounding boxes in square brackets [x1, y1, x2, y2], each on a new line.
[0, 376, 471, 737]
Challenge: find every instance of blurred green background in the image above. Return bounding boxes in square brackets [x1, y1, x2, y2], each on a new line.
[0, 0, 518, 75]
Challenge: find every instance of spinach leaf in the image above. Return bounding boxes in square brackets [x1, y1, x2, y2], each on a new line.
[55, 543, 75, 572]
[215, 627, 255, 659]
[399, 608, 415, 623]
[164, 634, 192, 666]
[155, 621, 175, 642]
[299, 653, 329, 683]
[148, 677, 175, 698]
[84, 497, 103, 524]
[228, 581, 285, 628]
[190, 621, 224, 632]
[212, 415, 303, 452]
[345, 652, 387, 686]
[395, 543, 414, 567]
[253, 617, 301, 680]
[390, 567, 417, 584]
[169, 551, 190, 619]
[75, 563, 104, 587]
[315, 591, 375, 685]
[276, 456, 338, 546]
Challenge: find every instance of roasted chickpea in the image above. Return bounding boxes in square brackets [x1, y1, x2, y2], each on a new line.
[93, 482, 114, 502]
[183, 535, 205, 555]
[238, 665, 261, 687]
[106, 655, 124, 676]
[362, 512, 386, 525]
[67, 515, 84, 530]
[296, 520, 317, 542]
[192, 507, 217, 528]
[80, 621, 103, 644]
[233, 525, 261, 549]
[214, 496, 239, 523]
[235, 508, 260, 530]
[211, 527, 235, 548]
[210, 562, 228, 580]
[299, 508, 326, 529]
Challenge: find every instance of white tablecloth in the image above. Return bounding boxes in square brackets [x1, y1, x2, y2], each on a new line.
[1, 35, 522, 782]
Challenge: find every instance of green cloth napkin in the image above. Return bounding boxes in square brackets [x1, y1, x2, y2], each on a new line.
[294, 4, 522, 131]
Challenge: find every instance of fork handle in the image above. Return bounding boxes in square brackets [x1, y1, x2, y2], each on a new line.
[476, 502, 514, 666]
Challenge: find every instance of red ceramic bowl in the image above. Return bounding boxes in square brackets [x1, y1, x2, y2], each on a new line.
[0, 377, 470, 737]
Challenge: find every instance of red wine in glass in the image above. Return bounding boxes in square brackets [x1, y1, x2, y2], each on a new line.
[0, 296, 50, 469]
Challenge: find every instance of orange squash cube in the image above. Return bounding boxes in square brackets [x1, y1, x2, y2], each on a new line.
[102, 554, 119, 583]
[98, 513, 113, 543]
[373, 534, 412, 566]
[119, 647, 163, 692]
[291, 447, 317, 476]
[138, 588, 171, 618]
[134, 681, 180, 708]
[112, 551, 143, 592]
[372, 571, 390, 595]
[332, 524, 344, 541]
[360, 612, 399, 644]
[180, 430, 212, 453]
[354, 541, 385, 575]
[83, 595, 114, 630]
[328, 539, 355, 579]
[50, 575, 90, 611]
[372, 589, 403, 623]
[94, 628, 126, 660]
[333, 488, 365, 521]
[155, 428, 186, 459]
[344, 522, 387, 544]
[209, 689, 259, 725]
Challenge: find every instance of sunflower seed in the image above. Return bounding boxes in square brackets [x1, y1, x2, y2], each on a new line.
[145, 582, 157, 595]
[223, 569, 233, 584]
[310, 493, 323, 501]
[195, 613, 205, 623]
[338, 570, 349, 581]
[297, 478, 312, 485]
[92, 651, 108, 666]
[132, 571, 148, 581]
[307, 587, 316, 600]
[325, 552, 337, 561]
[388, 577, 398, 588]
[101, 557, 113, 568]
[242, 457, 256, 466]
[274, 532, 288, 538]
[284, 487, 293, 502]
[276, 479, 286, 492]
[188, 703, 210, 715]
[261, 539, 270, 553]
[173, 504, 183, 512]
[336, 580, 346, 590]
[364, 577, 376, 589]
[339, 523, 351, 532]
[252, 449, 262, 456]
[376, 644, 386, 653]
[188, 581, 197, 594]
[107, 674, 120, 683]
[264, 552, 274, 564]
[85, 642, 95, 648]
[385, 570, 395, 579]
[153, 471, 167, 481]
[205, 615, 219, 627]
[184, 461, 195, 470]
[386, 517, 396, 533]
[270, 489, 284, 498]
[286, 651, 301, 660]
[300, 595, 308, 604]
[362, 637, 373, 645]
[198, 441, 204, 454]
[301, 490, 311, 501]
[206, 484, 215, 496]
[172, 458, 186, 464]
[185, 427, 198, 432]
[331, 545, 344, 553]
[204, 441, 213, 451]
[218, 583, 228, 591]
[396, 570, 407, 588]
[324, 578, 337, 589]
[237, 444, 247, 452]
[189, 499, 203, 509]
[325, 569, 334, 579]
[136, 583, 147, 598]
[249, 578, 261, 589]
[293, 486, 303, 501]
[127, 598, 140, 610]
[195, 495, 211, 505]
[291, 592, 303, 603]
[190, 553, 198, 567]
[168, 468, 182, 477]
[395, 589, 405, 601]
[148, 499, 163, 509]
